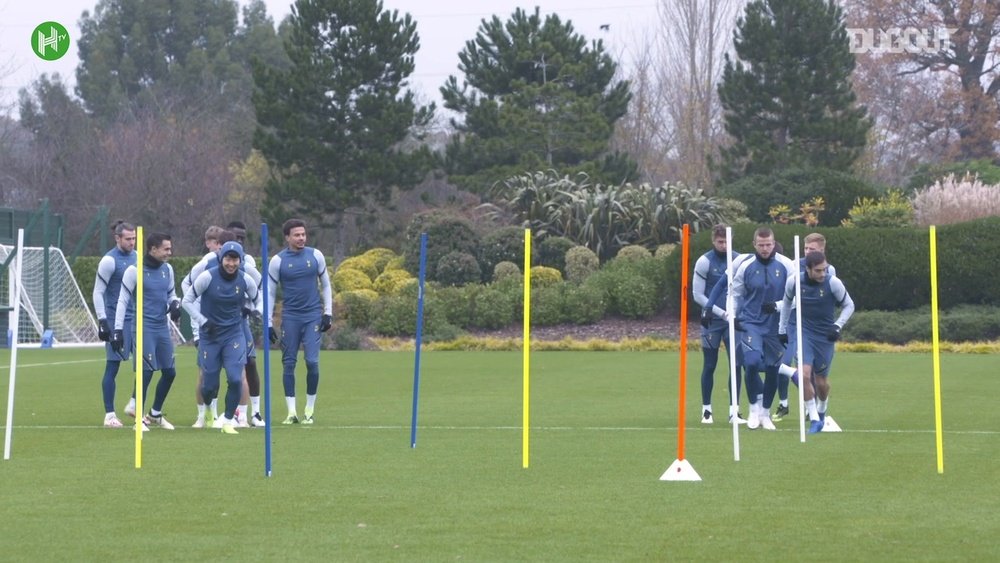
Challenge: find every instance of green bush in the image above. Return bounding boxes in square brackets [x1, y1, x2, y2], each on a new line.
[436, 251, 482, 287]
[370, 293, 417, 337]
[846, 305, 1000, 344]
[585, 264, 659, 319]
[336, 289, 379, 329]
[361, 247, 398, 273]
[338, 256, 379, 281]
[531, 284, 566, 326]
[470, 286, 516, 329]
[536, 236, 575, 274]
[565, 246, 600, 283]
[562, 283, 606, 324]
[616, 245, 652, 261]
[492, 261, 521, 281]
[842, 190, 914, 228]
[372, 269, 414, 295]
[332, 268, 374, 292]
[402, 210, 481, 282]
[906, 158, 1000, 193]
[331, 325, 363, 350]
[478, 226, 525, 280]
[427, 285, 472, 328]
[530, 265, 563, 288]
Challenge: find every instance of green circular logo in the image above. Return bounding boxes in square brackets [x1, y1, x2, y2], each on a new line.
[31, 21, 70, 61]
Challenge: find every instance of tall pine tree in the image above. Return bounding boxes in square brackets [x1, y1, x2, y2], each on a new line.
[441, 7, 635, 192]
[717, 0, 871, 181]
[252, 0, 434, 227]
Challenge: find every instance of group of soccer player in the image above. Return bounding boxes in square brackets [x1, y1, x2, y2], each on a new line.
[694, 225, 855, 434]
[95, 218, 334, 434]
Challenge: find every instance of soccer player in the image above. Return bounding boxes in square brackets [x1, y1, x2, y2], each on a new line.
[182, 241, 260, 434]
[111, 232, 181, 430]
[730, 227, 796, 430]
[266, 219, 333, 425]
[693, 225, 745, 424]
[774, 233, 839, 421]
[227, 221, 266, 428]
[93, 221, 137, 428]
[779, 251, 854, 433]
[182, 226, 227, 427]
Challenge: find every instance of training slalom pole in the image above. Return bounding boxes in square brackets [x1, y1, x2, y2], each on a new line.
[262, 223, 272, 477]
[135, 227, 144, 468]
[661, 224, 700, 481]
[793, 236, 805, 442]
[726, 227, 740, 461]
[3, 229, 25, 460]
[522, 228, 531, 469]
[929, 225, 944, 474]
[410, 233, 428, 448]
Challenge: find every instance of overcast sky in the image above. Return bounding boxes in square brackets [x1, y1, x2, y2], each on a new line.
[0, 0, 658, 109]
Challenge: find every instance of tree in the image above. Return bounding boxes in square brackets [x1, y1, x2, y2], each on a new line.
[717, 0, 871, 181]
[441, 7, 635, 192]
[252, 0, 434, 231]
[844, 0, 1000, 165]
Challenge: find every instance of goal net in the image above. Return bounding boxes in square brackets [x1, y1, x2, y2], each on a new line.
[0, 244, 101, 347]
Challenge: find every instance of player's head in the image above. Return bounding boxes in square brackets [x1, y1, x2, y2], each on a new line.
[145, 233, 173, 264]
[804, 233, 827, 255]
[217, 230, 237, 245]
[804, 250, 828, 283]
[711, 224, 727, 254]
[752, 227, 775, 260]
[204, 226, 225, 252]
[218, 241, 244, 279]
[226, 221, 248, 245]
[282, 219, 307, 250]
[111, 220, 136, 253]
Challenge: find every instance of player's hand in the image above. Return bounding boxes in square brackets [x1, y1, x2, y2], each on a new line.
[779, 333, 788, 345]
[733, 318, 745, 332]
[98, 318, 111, 342]
[193, 337, 199, 348]
[700, 310, 711, 329]
[167, 299, 182, 322]
[200, 320, 218, 338]
[320, 314, 333, 333]
[268, 327, 279, 345]
[761, 301, 777, 314]
[110, 329, 124, 353]
[827, 327, 841, 342]
[242, 306, 262, 322]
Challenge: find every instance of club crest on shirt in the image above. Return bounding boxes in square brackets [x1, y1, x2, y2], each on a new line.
[819, 289, 825, 297]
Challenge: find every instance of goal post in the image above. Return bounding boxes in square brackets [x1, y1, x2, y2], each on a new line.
[0, 243, 101, 347]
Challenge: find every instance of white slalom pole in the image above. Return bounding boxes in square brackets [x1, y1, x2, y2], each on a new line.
[4, 229, 25, 460]
[794, 236, 806, 442]
[726, 227, 740, 461]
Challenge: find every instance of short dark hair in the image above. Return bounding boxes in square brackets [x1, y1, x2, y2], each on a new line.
[753, 227, 774, 241]
[226, 221, 247, 231]
[146, 232, 171, 251]
[805, 250, 827, 269]
[711, 224, 727, 239]
[218, 230, 237, 244]
[282, 218, 306, 236]
[112, 220, 135, 236]
[226, 221, 247, 241]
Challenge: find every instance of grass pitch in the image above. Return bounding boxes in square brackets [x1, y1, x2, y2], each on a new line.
[0, 348, 997, 561]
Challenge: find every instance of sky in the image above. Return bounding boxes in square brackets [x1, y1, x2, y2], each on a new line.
[0, 0, 659, 111]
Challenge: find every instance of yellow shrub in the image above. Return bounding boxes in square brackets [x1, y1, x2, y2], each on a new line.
[362, 247, 399, 273]
[337, 256, 378, 281]
[530, 265, 563, 288]
[373, 269, 415, 295]
[332, 268, 374, 292]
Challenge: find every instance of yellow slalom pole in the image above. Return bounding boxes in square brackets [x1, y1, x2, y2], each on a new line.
[929, 225, 944, 474]
[135, 227, 144, 468]
[522, 228, 531, 469]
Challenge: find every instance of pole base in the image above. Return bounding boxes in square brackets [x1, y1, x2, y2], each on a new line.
[659, 458, 702, 481]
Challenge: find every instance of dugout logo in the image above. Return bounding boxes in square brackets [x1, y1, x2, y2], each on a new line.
[31, 21, 70, 61]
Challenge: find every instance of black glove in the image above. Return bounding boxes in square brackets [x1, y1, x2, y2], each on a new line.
[200, 320, 218, 338]
[167, 300, 182, 322]
[242, 306, 262, 322]
[193, 337, 199, 348]
[761, 301, 777, 314]
[700, 309, 711, 329]
[733, 318, 745, 332]
[827, 327, 841, 342]
[779, 333, 788, 345]
[320, 314, 333, 332]
[111, 329, 124, 353]
[98, 318, 111, 342]
[269, 327, 279, 344]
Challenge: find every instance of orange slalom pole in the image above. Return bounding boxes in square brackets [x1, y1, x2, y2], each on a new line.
[676, 224, 690, 461]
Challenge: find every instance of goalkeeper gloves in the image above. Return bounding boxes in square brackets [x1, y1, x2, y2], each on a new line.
[98, 318, 111, 342]
[827, 327, 841, 342]
[319, 314, 333, 333]
[167, 300, 182, 322]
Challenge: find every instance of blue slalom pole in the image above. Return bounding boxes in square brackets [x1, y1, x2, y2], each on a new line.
[261, 223, 272, 477]
[410, 232, 428, 448]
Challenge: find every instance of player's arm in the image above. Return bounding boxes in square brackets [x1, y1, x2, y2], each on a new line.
[181, 270, 212, 328]
[779, 275, 796, 335]
[92, 256, 116, 318]
[312, 248, 333, 316]
[691, 256, 710, 309]
[831, 277, 855, 329]
[113, 266, 137, 331]
[244, 272, 263, 315]
[267, 255, 282, 323]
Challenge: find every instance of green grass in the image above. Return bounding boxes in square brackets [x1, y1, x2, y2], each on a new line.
[0, 348, 997, 561]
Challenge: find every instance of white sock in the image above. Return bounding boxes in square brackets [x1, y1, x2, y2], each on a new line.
[780, 399, 788, 408]
[818, 398, 828, 415]
[196, 404, 206, 419]
[126, 397, 136, 411]
[286, 396, 297, 415]
[305, 394, 317, 413]
[250, 396, 260, 416]
[105, 412, 116, 419]
[806, 399, 819, 421]
[779, 364, 796, 377]
[702, 404, 712, 413]
[209, 399, 219, 418]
